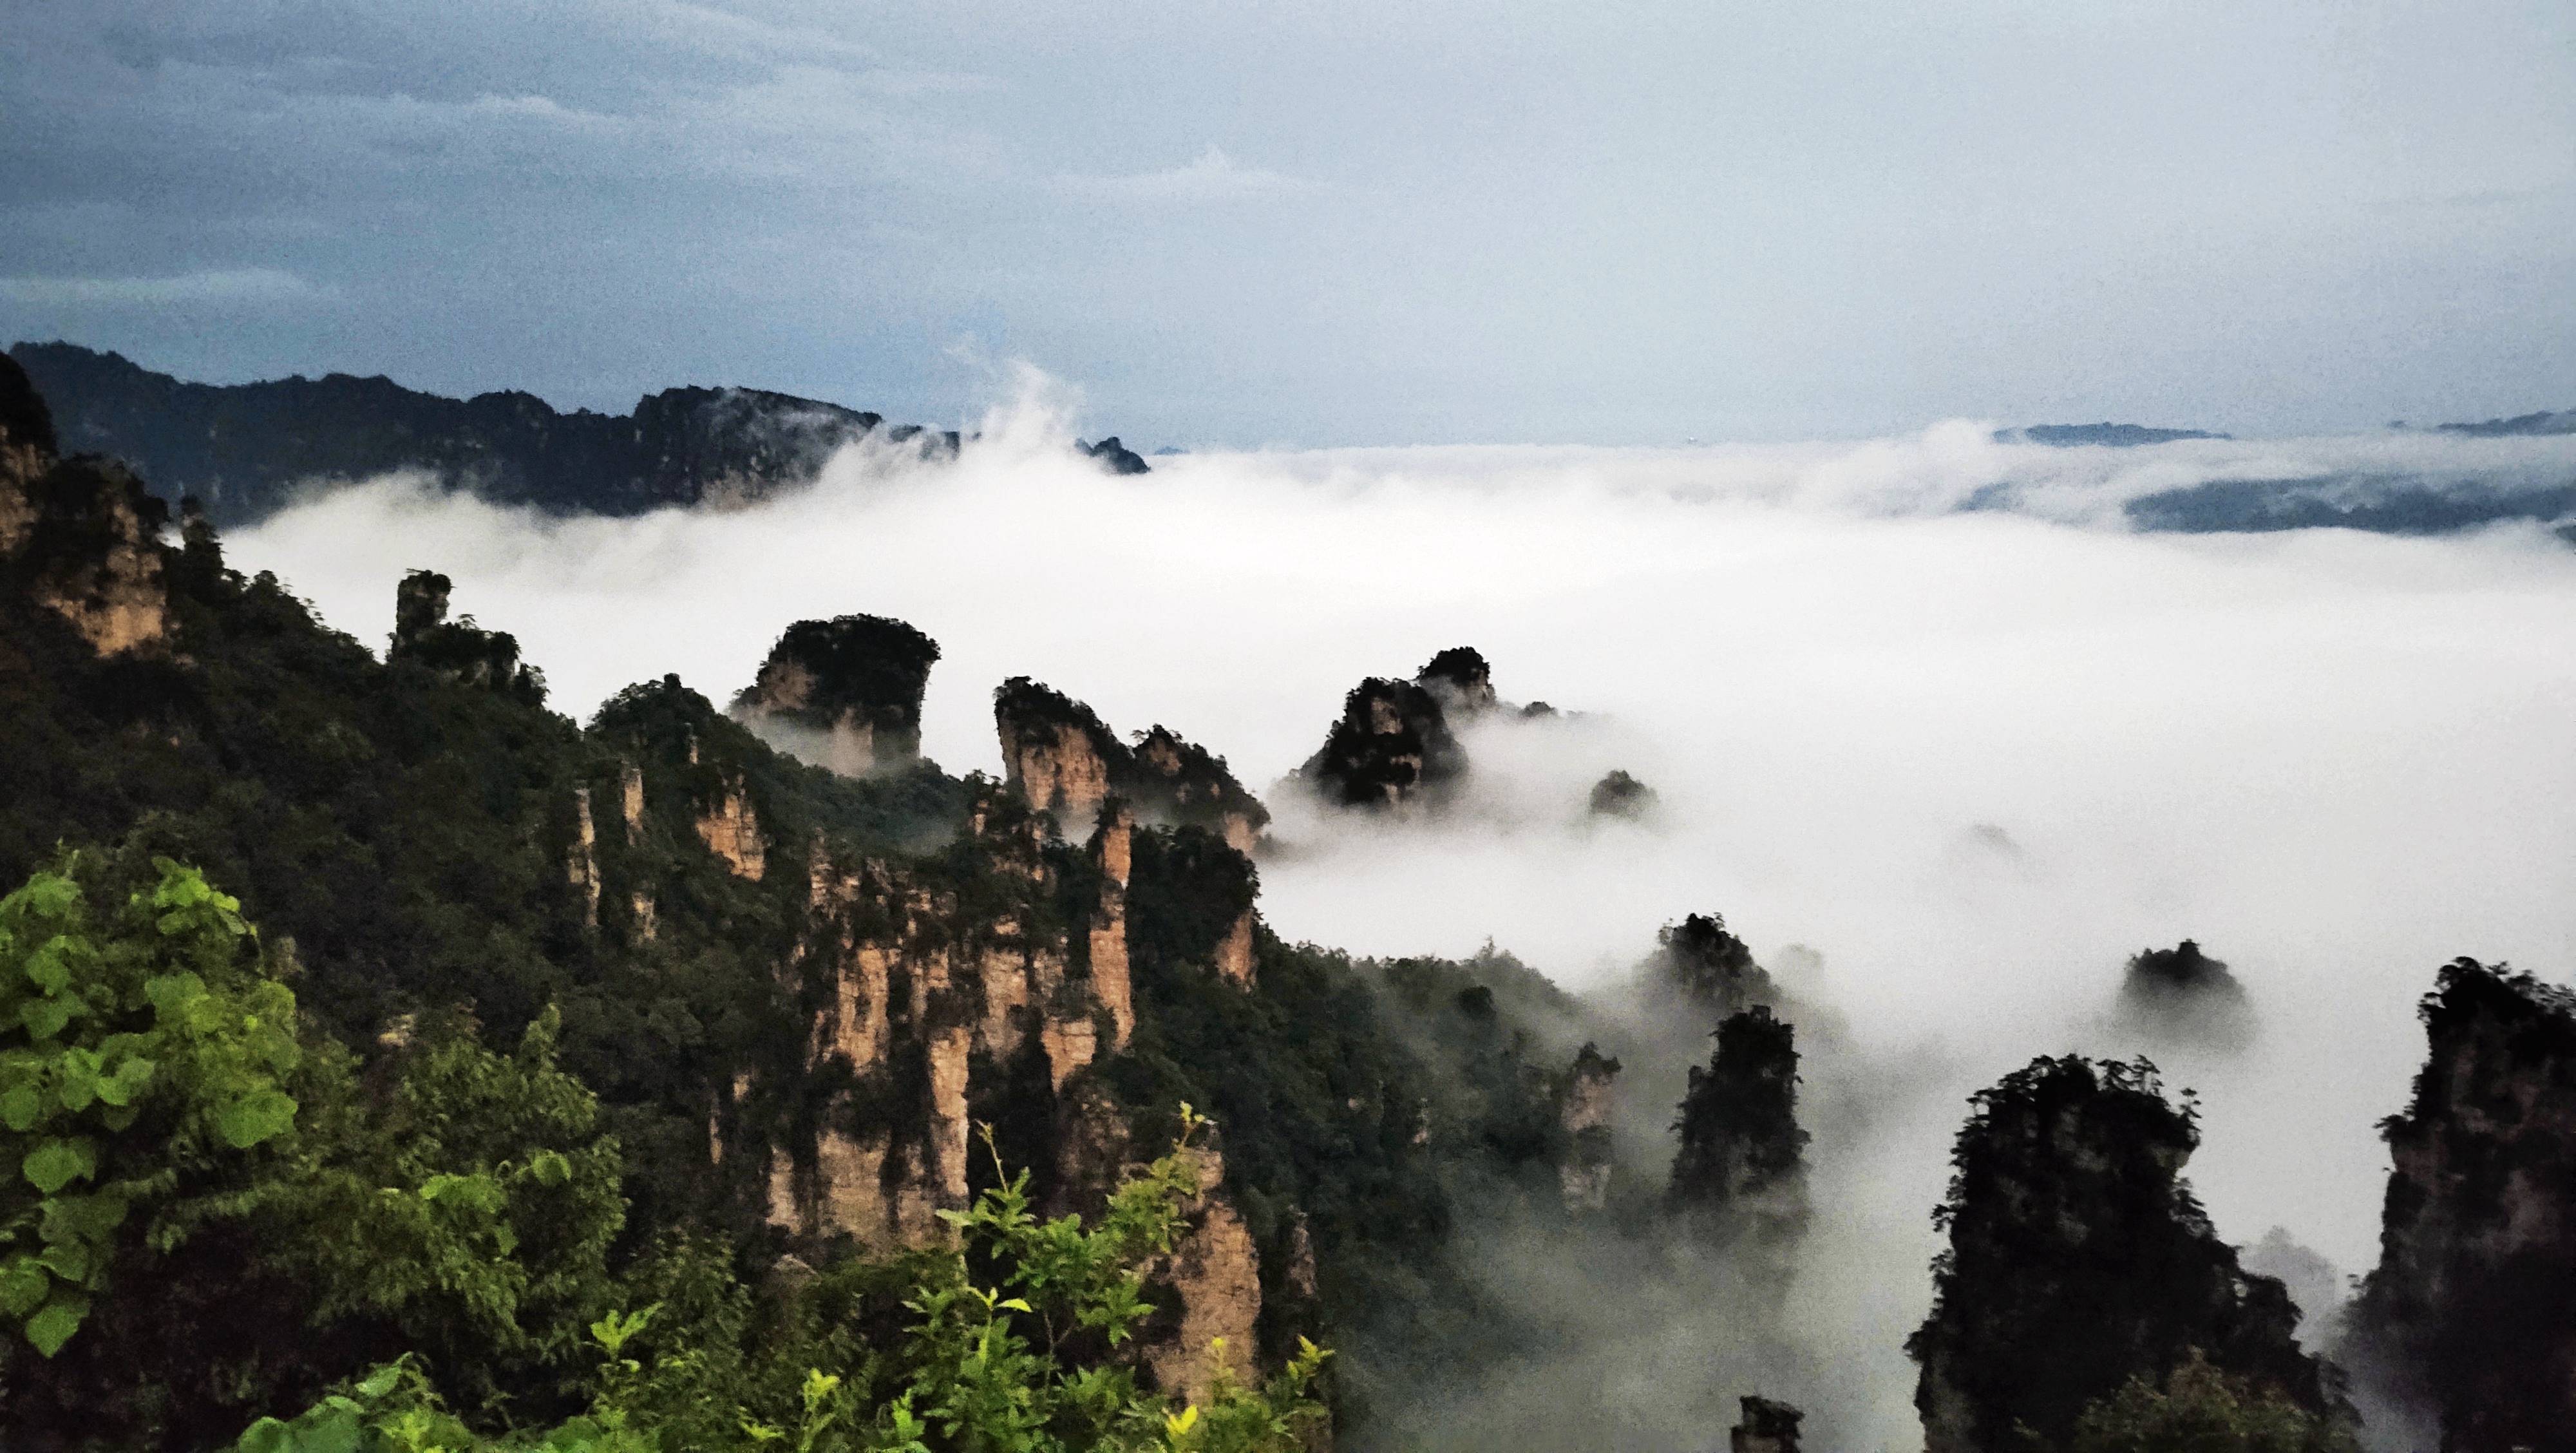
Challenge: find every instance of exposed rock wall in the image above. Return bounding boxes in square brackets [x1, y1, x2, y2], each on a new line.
[2353, 959, 2576, 1452]
[569, 786, 601, 928]
[1559, 1043, 1620, 1211]
[1088, 806, 1136, 1045]
[1142, 1145, 1265, 1406]
[695, 775, 766, 880]
[996, 677, 1126, 830]
[0, 358, 171, 658]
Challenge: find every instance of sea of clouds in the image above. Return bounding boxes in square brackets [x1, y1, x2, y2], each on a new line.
[226, 380, 2576, 1450]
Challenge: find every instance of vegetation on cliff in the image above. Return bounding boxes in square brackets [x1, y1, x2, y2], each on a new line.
[1908, 1056, 2345, 1453]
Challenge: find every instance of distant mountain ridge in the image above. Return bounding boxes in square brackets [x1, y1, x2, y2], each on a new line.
[2434, 408, 2576, 438]
[6, 341, 1142, 526]
[1996, 423, 2231, 447]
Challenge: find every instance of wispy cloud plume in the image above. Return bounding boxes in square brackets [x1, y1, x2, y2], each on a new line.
[1061, 144, 1320, 201]
[0, 267, 336, 306]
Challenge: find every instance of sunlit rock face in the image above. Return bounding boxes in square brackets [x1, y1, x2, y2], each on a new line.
[733, 614, 940, 776]
[0, 353, 169, 658]
[995, 676, 1126, 831]
[2353, 960, 2576, 1453]
[1908, 1055, 2342, 1453]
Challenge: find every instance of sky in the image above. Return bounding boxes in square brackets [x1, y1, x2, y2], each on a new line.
[3, 1, 2573, 446]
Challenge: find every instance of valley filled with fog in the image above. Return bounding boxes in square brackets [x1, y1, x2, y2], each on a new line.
[220, 397, 2576, 1448]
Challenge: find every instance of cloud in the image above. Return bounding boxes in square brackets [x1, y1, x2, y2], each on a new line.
[0, 267, 336, 306]
[1061, 144, 1320, 202]
[219, 398, 2576, 1447]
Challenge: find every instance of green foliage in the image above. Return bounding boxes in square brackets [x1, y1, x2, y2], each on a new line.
[2068, 1350, 2356, 1453]
[0, 853, 300, 1358]
[264, 1005, 630, 1416]
[231, 1114, 1331, 1453]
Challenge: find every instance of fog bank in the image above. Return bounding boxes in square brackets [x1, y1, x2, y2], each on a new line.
[227, 402, 2576, 1449]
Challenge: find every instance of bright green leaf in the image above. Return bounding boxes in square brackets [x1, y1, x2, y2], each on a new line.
[0, 1259, 48, 1317]
[143, 972, 206, 1018]
[23, 938, 70, 994]
[24, 1293, 88, 1356]
[23, 1139, 96, 1194]
[216, 1088, 297, 1148]
[0, 1083, 41, 1132]
[19, 995, 75, 1041]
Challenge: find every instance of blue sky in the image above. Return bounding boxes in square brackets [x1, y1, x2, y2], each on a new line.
[3, 0, 2571, 445]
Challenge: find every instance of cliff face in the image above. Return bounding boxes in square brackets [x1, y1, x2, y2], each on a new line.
[0, 353, 169, 657]
[1558, 1043, 1620, 1211]
[732, 614, 940, 776]
[2353, 960, 2576, 1453]
[1140, 1144, 1265, 1405]
[996, 678, 1127, 831]
[7, 341, 962, 525]
[1908, 1056, 2341, 1453]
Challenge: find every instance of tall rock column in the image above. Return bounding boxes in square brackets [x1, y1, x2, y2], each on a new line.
[2353, 959, 2576, 1453]
[1906, 1055, 2342, 1453]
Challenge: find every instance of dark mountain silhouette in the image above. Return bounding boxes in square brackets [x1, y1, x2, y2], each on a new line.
[7, 341, 1149, 527]
[1998, 423, 2231, 447]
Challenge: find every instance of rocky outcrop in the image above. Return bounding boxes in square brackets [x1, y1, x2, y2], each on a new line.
[1647, 913, 1778, 1023]
[1415, 646, 1497, 717]
[2351, 960, 2576, 1452]
[1668, 1005, 1808, 1237]
[388, 569, 544, 703]
[1130, 726, 1269, 852]
[1558, 1043, 1620, 1211]
[1086, 806, 1137, 1046]
[694, 775, 766, 880]
[569, 786, 601, 928]
[773, 786, 1136, 1251]
[1296, 676, 1464, 809]
[2114, 939, 2255, 1049]
[1729, 1396, 1804, 1453]
[8, 339, 971, 525]
[1078, 436, 1151, 475]
[732, 614, 940, 775]
[1587, 769, 1657, 821]
[996, 678, 1124, 831]
[1907, 1056, 2342, 1453]
[0, 354, 170, 657]
[1142, 1144, 1264, 1405]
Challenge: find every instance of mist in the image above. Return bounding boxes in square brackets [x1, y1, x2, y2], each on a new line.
[223, 388, 2576, 1449]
